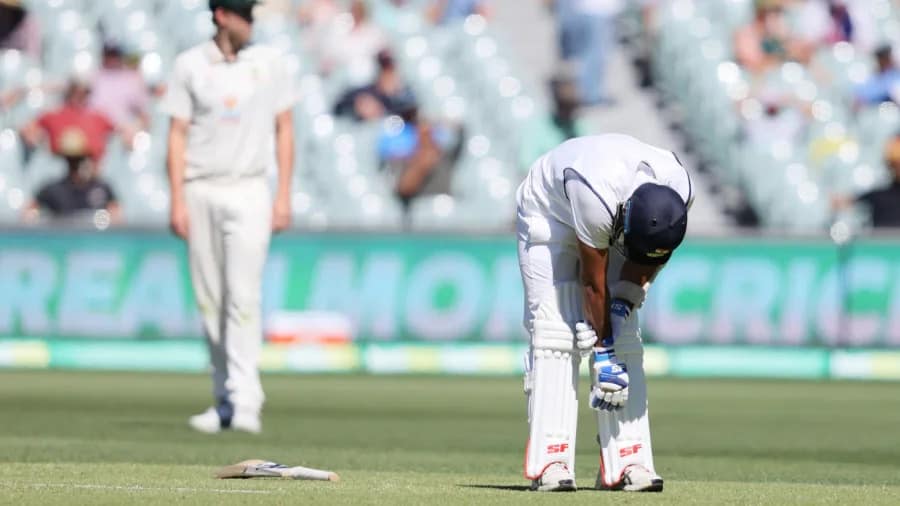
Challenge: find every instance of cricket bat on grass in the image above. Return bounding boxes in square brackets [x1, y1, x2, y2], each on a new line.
[215, 459, 340, 482]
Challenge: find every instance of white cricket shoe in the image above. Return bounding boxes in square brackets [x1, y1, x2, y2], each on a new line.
[188, 407, 222, 434]
[232, 411, 262, 434]
[530, 462, 576, 492]
[596, 464, 664, 492]
[188, 407, 261, 435]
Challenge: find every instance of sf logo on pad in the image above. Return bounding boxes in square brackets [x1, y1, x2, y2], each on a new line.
[619, 444, 643, 457]
[547, 443, 569, 454]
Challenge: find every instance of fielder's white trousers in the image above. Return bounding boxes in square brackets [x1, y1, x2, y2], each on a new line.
[185, 177, 271, 415]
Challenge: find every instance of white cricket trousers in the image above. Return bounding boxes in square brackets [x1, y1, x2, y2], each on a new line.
[185, 176, 271, 415]
[517, 203, 658, 483]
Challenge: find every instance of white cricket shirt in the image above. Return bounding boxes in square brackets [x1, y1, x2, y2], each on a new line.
[161, 41, 297, 181]
[516, 134, 693, 249]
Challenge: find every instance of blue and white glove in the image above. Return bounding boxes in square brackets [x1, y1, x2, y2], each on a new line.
[589, 346, 629, 411]
[589, 300, 632, 411]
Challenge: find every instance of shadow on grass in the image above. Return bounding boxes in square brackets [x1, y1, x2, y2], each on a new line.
[111, 420, 181, 430]
[458, 484, 591, 492]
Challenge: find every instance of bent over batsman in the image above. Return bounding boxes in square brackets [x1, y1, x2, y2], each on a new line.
[516, 134, 692, 492]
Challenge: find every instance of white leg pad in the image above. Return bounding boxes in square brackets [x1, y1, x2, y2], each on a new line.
[594, 312, 657, 488]
[524, 319, 580, 480]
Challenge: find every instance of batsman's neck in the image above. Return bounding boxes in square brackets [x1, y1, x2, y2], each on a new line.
[213, 30, 247, 62]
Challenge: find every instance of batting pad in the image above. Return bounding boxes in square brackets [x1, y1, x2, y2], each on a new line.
[524, 319, 580, 480]
[593, 315, 657, 488]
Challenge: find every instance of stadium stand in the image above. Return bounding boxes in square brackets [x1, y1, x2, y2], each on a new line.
[637, 0, 900, 231]
[0, 0, 898, 232]
[0, 0, 541, 231]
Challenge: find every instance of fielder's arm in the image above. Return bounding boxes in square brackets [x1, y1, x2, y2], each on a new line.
[167, 117, 190, 240]
[272, 109, 294, 232]
[577, 240, 611, 340]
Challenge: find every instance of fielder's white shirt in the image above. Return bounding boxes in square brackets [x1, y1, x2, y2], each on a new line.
[161, 41, 297, 181]
[516, 134, 693, 249]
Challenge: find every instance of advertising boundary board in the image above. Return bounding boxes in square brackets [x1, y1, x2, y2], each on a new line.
[2, 339, 899, 380]
[2, 230, 900, 347]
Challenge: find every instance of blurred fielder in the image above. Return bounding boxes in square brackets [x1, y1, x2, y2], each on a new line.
[517, 134, 692, 491]
[163, 0, 296, 434]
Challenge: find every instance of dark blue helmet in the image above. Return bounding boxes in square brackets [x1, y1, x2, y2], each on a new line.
[622, 183, 688, 265]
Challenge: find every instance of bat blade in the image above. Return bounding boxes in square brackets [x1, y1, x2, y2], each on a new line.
[215, 459, 339, 482]
[283, 464, 341, 482]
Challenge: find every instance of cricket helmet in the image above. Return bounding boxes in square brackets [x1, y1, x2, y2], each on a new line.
[620, 183, 688, 266]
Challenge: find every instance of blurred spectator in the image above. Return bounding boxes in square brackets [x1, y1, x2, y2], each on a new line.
[298, 0, 339, 25]
[854, 45, 900, 107]
[734, 0, 806, 74]
[20, 80, 116, 164]
[426, 0, 490, 25]
[22, 134, 120, 223]
[379, 102, 458, 203]
[788, 0, 876, 54]
[741, 86, 808, 147]
[637, 0, 660, 32]
[254, 0, 292, 18]
[88, 44, 150, 146]
[0, 0, 40, 61]
[297, 0, 340, 55]
[633, 0, 662, 87]
[519, 71, 589, 169]
[834, 135, 900, 228]
[555, 0, 622, 105]
[318, 0, 387, 76]
[334, 50, 416, 121]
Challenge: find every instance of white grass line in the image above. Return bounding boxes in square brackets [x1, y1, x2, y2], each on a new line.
[1, 482, 275, 495]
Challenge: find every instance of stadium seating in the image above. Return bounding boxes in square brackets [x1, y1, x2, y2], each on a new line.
[643, 0, 900, 230]
[2, 0, 899, 231]
[0, 128, 25, 221]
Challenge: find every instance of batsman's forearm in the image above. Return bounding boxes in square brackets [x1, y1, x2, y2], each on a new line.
[275, 112, 294, 198]
[575, 241, 611, 343]
[583, 283, 612, 343]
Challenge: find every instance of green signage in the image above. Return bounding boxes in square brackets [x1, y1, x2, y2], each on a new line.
[643, 240, 900, 347]
[1, 231, 899, 347]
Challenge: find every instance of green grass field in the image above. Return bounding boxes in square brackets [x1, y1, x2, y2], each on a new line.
[0, 371, 898, 505]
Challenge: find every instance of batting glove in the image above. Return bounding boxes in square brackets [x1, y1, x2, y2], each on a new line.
[590, 346, 629, 411]
[574, 321, 597, 356]
[589, 301, 631, 411]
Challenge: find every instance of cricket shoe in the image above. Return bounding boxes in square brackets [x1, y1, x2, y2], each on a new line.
[188, 406, 261, 434]
[596, 464, 663, 492]
[530, 462, 576, 492]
